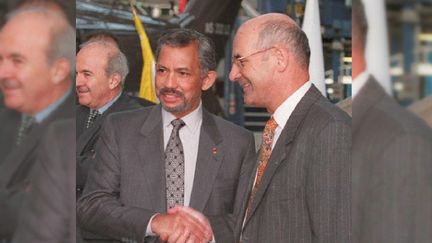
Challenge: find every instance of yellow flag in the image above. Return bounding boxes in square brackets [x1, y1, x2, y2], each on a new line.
[132, 11, 157, 102]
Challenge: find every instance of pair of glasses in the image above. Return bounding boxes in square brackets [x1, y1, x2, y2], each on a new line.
[232, 47, 275, 69]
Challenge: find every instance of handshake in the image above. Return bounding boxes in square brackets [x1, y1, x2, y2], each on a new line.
[151, 206, 214, 243]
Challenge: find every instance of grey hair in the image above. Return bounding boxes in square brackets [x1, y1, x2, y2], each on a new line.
[79, 40, 129, 84]
[6, 7, 76, 80]
[257, 20, 310, 69]
[155, 28, 216, 76]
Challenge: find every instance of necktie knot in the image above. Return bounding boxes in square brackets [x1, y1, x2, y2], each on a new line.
[171, 119, 185, 131]
[86, 109, 100, 128]
[262, 116, 278, 147]
[16, 115, 35, 145]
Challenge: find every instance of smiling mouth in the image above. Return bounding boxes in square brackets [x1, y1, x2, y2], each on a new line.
[1, 80, 21, 90]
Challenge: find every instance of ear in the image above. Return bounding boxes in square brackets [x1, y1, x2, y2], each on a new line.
[108, 73, 122, 89]
[50, 58, 70, 84]
[274, 46, 289, 72]
[201, 70, 217, 91]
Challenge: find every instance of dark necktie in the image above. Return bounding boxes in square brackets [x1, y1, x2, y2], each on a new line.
[86, 109, 100, 129]
[244, 116, 278, 219]
[16, 115, 36, 146]
[165, 119, 186, 209]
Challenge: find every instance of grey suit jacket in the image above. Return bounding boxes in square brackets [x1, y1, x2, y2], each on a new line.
[352, 77, 432, 243]
[12, 119, 77, 243]
[77, 105, 256, 243]
[239, 85, 351, 243]
[76, 92, 154, 197]
[0, 93, 75, 240]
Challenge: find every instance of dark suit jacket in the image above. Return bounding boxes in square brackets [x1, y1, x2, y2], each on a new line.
[0, 93, 75, 240]
[12, 119, 78, 243]
[352, 77, 432, 243]
[238, 85, 351, 243]
[76, 92, 153, 196]
[77, 105, 256, 243]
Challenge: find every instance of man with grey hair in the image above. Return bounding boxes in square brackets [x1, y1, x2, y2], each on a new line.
[76, 38, 153, 200]
[77, 28, 256, 243]
[228, 13, 351, 242]
[0, 6, 75, 242]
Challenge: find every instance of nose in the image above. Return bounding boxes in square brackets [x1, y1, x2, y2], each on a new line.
[0, 59, 14, 81]
[75, 73, 84, 87]
[229, 62, 241, 82]
[164, 71, 178, 88]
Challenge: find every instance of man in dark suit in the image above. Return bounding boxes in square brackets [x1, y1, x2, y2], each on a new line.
[12, 119, 78, 243]
[0, 6, 75, 241]
[75, 36, 153, 198]
[77, 29, 256, 243]
[352, 1, 432, 242]
[228, 13, 351, 242]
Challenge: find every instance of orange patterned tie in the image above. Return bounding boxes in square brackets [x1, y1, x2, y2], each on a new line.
[245, 116, 278, 219]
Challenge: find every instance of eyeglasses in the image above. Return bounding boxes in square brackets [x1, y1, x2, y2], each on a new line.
[232, 47, 275, 70]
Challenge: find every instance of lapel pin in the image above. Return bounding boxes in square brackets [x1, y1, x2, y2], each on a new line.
[212, 147, 218, 155]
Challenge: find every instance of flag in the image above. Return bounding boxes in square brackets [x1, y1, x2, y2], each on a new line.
[302, 0, 326, 96]
[363, 0, 392, 95]
[130, 2, 157, 102]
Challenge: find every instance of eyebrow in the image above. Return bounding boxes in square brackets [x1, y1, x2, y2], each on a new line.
[10, 53, 26, 61]
[233, 53, 242, 59]
[80, 69, 93, 75]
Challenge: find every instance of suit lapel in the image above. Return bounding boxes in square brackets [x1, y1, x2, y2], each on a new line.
[137, 105, 167, 211]
[244, 85, 322, 225]
[189, 110, 224, 211]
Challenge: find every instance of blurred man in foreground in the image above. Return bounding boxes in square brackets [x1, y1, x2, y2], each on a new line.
[0, 6, 75, 241]
[352, 0, 432, 242]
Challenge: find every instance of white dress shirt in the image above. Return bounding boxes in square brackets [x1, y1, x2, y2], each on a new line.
[352, 71, 369, 100]
[271, 81, 312, 149]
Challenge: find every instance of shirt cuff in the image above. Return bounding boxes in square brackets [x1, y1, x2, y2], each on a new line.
[145, 214, 159, 236]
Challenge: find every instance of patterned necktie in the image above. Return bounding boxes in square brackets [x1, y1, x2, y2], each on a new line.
[16, 115, 36, 146]
[86, 109, 100, 129]
[245, 116, 278, 218]
[165, 119, 186, 209]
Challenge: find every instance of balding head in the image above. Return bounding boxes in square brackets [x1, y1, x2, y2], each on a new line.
[229, 13, 310, 113]
[0, 8, 74, 114]
[239, 13, 310, 69]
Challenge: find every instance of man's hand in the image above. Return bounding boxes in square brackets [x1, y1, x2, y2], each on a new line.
[151, 206, 212, 243]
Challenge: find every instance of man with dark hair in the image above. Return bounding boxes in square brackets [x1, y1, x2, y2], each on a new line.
[76, 38, 153, 200]
[352, 0, 432, 242]
[0, 7, 75, 241]
[77, 28, 256, 243]
[229, 13, 351, 242]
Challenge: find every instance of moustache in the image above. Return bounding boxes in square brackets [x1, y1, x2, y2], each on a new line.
[159, 88, 184, 97]
[0, 79, 21, 89]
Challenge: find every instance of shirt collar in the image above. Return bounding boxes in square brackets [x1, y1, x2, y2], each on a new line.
[352, 71, 369, 99]
[272, 81, 311, 129]
[97, 92, 122, 114]
[162, 101, 203, 134]
[33, 87, 72, 123]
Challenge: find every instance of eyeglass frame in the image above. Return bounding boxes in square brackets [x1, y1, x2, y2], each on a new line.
[232, 46, 276, 70]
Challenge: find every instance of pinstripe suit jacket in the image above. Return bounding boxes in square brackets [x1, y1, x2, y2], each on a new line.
[352, 77, 432, 243]
[77, 105, 256, 243]
[238, 85, 351, 243]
